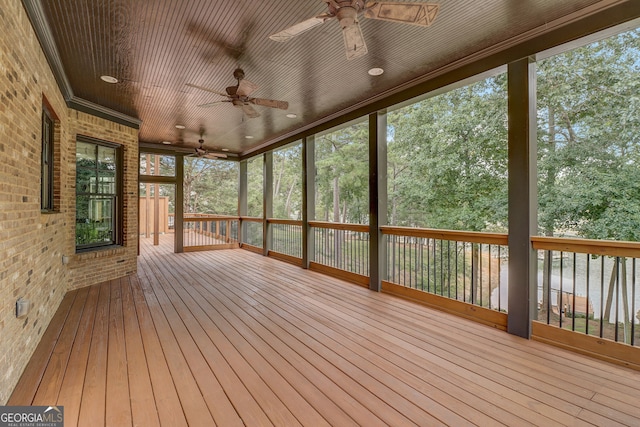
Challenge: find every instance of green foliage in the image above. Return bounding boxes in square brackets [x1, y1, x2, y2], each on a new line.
[537, 29, 640, 241]
[184, 158, 239, 215]
[315, 121, 369, 223]
[273, 143, 302, 219]
[387, 75, 508, 231]
[246, 157, 263, 217]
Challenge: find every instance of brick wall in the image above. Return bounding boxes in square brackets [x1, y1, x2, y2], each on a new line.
[66, 110, 139, 290]
[0, 0, 139, 404]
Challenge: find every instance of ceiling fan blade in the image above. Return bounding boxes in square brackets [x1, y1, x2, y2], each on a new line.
[364, 2, 439, 27]
[342, 22, 368, 60]
[197, 100, 231, 108]
[269, 13, 333, 42]
[236, 78, 259, 97]
[242, 104, 260, 118]
[185, 83, 229, 98]
[204, 152, 228, 159]
[250, 98, 289, 110]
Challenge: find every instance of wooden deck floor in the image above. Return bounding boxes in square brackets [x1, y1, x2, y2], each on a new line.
[9, 235, 640, 426]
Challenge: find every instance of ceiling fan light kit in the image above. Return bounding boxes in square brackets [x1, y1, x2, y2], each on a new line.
[269, 1, 439, 60]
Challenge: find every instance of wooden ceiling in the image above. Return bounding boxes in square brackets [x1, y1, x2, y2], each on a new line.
[23, 0, 639, 156]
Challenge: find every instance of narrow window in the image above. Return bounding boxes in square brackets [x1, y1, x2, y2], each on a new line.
[41, 106, 54, 211]
[75, 137, 122, 250]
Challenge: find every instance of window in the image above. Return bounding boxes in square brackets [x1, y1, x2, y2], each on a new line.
[41, 106, 54, 211]
[76, 137, 122, 250]
[139, 152, 176, 176]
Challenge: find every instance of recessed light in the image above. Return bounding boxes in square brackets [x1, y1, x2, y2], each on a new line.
[221, 148, 230, 152]
[161, 141, 172, 145]
[100, 75, 118, 84]
[245, 135, 254, 139]
[368, 67, 384, 76]
[175, 124, 186, 130]
[286, 113, 297, 119]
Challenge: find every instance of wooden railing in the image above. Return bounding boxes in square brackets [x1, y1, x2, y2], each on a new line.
[380, 226, 509, 329]
[309, 221, 370, 286]
[531, 236, 640, 354]
[183, 214, 239, 252]
[239, 216, 263, 253]
[267, 219, 303, 265]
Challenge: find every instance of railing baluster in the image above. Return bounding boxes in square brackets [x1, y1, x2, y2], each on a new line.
[585, 254, 590, 336]
[571, 253, 576, 331]
[615, 256, 620, 343]
[600, 255, 605, 339]
[632, 259, 636, 347]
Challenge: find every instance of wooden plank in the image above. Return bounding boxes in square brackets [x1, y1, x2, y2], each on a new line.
[32, 287, 90, 405]
[12, 236, 640, 427]
[201, 249, 633, 426]
[381, 225, 508, 245]
[309, 262, 369, 287]
[267, 250, 303, 266]
[144, 249, 385, 427]
[266, 218, 303, 226]
[8, 290, 78, 405]
[183, 243, 239, 251]
[381, 280, 508, 330]
[308, 221, 370, 232]
[532, 321, 640, 371]
[158, 257, 344, 427]
[190, 255, 474, 426]
[77, 282, 111, 427]
[129, 275, 188, 427]
[136, 259, 248, 427]
[135, 265, 218, 427]
[105, 278, 133, 427]
[120, 276, 160, 427]
[201, 251, 565, 426]
[241, 243, 264, 254]
[55, 285, 100, 427]
[532, 236, 640, 257]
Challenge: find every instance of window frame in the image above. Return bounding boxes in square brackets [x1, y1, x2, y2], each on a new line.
[75, 135, 124, 252]
[41, 105, 54, 211]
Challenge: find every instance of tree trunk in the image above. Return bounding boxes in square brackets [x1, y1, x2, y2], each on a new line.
[540, 106, 557, 319]
[603, 260, 617, 322]
[471, 243, 479, 304]
[284, 181, 295, 219]
[333, 175, 341, 267]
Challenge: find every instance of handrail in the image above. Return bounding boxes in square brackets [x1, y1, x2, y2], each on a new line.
[381, 226, 508, 245]
[309, 221, 369, 232]
[267, 218, 303, 226]
[239, 216, 263, 222]
[183, 214, 240, 221]
[531, 236, 640, 258]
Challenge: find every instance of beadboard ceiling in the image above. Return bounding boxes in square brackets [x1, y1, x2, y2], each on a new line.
[23, 0, 639, 156]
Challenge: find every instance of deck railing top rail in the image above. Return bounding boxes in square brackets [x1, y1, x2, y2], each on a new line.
[184, 214, 240, 221]
[532, 236, 640, 258]
[266, 218, 303, 226]
[309, 221, 369, 232]
[240, 216, 263, 222]
[381, 226, 508, 245]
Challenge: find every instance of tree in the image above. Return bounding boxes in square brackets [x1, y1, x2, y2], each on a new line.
[184, 157, 239, 215]
[315, 121, 369, 224]
[387, 74, 508, 231]
[536, 29, 640, 334]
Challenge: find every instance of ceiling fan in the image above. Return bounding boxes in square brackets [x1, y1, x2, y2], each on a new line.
[269, 1, 439, 60]
[187, 138, 228, 159]
[186, 68, 289, 119]
[174, 130, 228, 159]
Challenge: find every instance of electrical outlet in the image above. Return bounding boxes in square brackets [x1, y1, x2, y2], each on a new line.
[16, 298, 31, 318]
